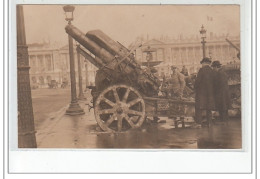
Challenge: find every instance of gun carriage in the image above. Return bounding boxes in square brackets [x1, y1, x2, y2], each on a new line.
[66, 25, 195, 132]
[224, 38, 241, 116]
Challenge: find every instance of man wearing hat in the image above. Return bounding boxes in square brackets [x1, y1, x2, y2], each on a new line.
[194, 57, 216, 126]
[211, 61, 231, 121]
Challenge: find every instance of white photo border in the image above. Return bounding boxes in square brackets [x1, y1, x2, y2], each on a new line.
[4, 0, 256, 176]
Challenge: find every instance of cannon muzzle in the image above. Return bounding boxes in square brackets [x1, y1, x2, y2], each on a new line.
[65, 24, 160, 96]
[65, 25, 115, 65]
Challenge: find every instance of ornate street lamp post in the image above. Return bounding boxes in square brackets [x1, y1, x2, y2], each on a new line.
[76, 44, 86, 100]
[63, 5, 85, 115]
[17, 5, 37, 148]
[200, 25, 207, 58]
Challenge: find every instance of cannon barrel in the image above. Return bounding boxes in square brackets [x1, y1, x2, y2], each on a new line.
[86, 30, 141, 69]
[225, 38, 240, 51]
[65, 25, 115, 65]
[65, 24, 160, 95]
[76, 46, 104, 69]
[66, 24, 136, 74]
[87, 30, 129, 56]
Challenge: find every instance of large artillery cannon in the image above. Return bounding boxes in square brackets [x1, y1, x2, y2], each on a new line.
[66, 25, 160, 96]
[223, 38, 241, 116]
[66, 25, 195, 132]
[225, 38, 240, 59]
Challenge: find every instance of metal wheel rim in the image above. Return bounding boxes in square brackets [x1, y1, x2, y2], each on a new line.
[94, 84, 145, 132]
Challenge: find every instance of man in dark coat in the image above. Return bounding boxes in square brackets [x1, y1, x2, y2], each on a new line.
[211, 61, 231, 121]
[194, 57, 215, 126]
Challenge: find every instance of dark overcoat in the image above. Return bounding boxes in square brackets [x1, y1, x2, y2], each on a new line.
[194, 65, 215, 110]
[214, 68, 231, 110]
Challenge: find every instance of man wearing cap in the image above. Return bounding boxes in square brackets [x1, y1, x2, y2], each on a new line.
[211, 61, 231, 121]
[194, 57, 215, 126]
[181, 65, 189, 76]
[167, 66, 186, 98]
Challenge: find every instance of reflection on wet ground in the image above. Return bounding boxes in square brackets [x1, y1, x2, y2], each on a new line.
[95, 118, 241, 149]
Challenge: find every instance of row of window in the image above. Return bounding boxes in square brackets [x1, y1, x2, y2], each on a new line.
[29, 53, 97, 73]
[31, 76, 53, 84]
[29, 54, 53, 71]
[31, 70, 97, 85]
[136, 44, 239, 63]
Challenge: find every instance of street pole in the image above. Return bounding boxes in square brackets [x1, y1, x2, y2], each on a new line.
[76, 44, 86, 100]
[63, 5, 85, 115]
[85, 63, 89, 86]
[200, 25, 207, 59]
[202, 38, 206, 58]
[65, 25, 85, 115]
[17, 5, 37, 148]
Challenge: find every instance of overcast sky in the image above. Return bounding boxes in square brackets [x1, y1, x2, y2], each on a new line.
[23, 5, 240, 47]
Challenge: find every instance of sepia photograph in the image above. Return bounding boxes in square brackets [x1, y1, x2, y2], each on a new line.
[16, 4, 242, 149]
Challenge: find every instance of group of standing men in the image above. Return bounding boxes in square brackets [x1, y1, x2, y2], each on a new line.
[156, 56, 231, 126]
[194, 57, 231, 126]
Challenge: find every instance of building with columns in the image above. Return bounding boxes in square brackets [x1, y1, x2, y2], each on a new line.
[134, 34, 240, 78]
[28, 34, 240, 88]
[28, 42, 97, 88]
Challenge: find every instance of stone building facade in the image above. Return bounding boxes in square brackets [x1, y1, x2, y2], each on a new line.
[28, 43, 97, 88]
[28, 34, 240, 88]
[134, 35, 240, 78]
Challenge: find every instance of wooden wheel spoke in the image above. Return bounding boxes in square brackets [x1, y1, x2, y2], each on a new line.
[95, 84, 146, 132]
[106, 114, 116, 126]
[122, 88, 130, 102]
[128, 98, 142, 107]
[102, 97, 116, 107]
[113, 88, 120, 102]
[127, 109, 143, 116]
[117, 115, 123, 132]
[124, 115, 135, 128]
[99, 108, 115, 114]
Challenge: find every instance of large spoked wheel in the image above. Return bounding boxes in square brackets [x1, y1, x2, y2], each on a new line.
[94, 84, 146, 132]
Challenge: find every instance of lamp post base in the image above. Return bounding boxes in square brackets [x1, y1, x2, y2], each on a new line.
[66, 102, 85, 116]
[78, 93, 86, 101]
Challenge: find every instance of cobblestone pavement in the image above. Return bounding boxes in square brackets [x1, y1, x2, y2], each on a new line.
[32, 88, 241, 149]
[31, 88, 71, 130]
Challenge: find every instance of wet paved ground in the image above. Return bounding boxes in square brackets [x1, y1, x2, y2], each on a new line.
[92, 118, 241, 149]
[32, 88, 241, 149]
[31, 88, 70, 130]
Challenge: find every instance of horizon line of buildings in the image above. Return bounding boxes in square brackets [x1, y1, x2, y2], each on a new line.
[134, 35, 240, 77]
[27, 34, 240, 88]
